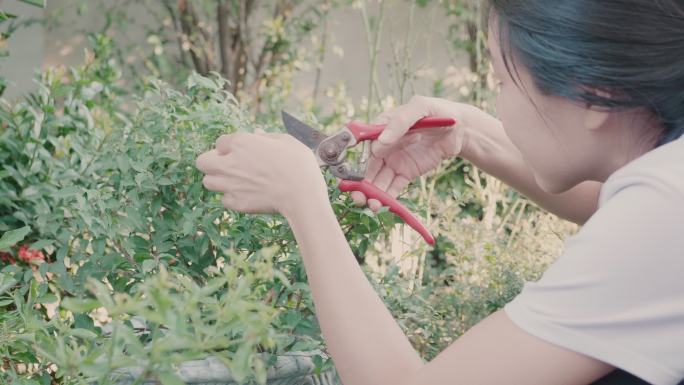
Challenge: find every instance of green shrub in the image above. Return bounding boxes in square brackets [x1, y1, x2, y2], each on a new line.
[0, 32, 400, 384]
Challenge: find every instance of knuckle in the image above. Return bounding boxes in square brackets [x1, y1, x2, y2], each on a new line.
[391, 113, 411, 130]
[216, 133, 231, 144]
[232, 132, 248, 143]
[351, 191, 366, 204]
[215, 134, 232, 152]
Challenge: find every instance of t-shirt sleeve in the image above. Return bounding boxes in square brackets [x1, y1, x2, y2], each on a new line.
[503, 174, 684, 385]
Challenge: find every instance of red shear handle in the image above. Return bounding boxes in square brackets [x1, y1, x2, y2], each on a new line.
[338, 179, 435, 245]
[346, 117, 456, 142]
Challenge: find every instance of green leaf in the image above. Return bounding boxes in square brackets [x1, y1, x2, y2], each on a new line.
[312, 354, 331, 376]
[73, 312, 96, 331]
[0, 12, 17, 21]
[17, 0, 46, 8]
[116, 155, 130, 172]
[53, 186, 81, 198]
[70, 328, 98, 340]
[157, 177, 174, 185]
[61, 297, 101, 313]
[0, 226, 31, 251]
[142, 259, 156, 273]
[30, 239, 54, 250]
[229, 343, 253, 383]
[36, 293, 57, 304]
[0, 274, 18, 295]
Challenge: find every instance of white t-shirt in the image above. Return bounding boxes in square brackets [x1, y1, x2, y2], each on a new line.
[503, 133, 684, 385]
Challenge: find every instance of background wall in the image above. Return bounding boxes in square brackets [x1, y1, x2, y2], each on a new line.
[3, 0, 465, 111]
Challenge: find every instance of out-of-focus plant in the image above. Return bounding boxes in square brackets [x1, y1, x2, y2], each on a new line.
[0, 245, 294, 384]
[48, 0, 341, 120]
[42, 247, 291, 384]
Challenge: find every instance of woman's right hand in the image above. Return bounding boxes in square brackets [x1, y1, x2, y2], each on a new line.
[351, 95, 475, 212]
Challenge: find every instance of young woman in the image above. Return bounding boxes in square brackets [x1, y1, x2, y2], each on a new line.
[195, 1, 684, 384]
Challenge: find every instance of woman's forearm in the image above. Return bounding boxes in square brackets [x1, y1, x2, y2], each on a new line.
[458, 104, 601, 225]
[282, 191, 423, 385]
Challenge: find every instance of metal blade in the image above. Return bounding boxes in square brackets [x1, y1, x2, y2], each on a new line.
[281, 110, 328, 150]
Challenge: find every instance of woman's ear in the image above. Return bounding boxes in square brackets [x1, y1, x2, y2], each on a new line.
[583, 88, 613, 132]
[584, 105, 611, 131]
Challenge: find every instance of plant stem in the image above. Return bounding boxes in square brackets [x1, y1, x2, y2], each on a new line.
[360, 0, 386, 121]
[312, 1, 330, 103]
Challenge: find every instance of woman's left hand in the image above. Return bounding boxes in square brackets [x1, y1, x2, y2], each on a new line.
[195, 128, 328, 216]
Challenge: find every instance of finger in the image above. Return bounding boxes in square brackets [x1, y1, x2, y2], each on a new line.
[350, 190, 366, 206]
[202, 174, 231, 193]
[355, 156, 383, 209]
[196, 149, 230, 175]
[368, 167, 395, 212]
[352, 155, 383, 207]
[372, 96, 430, 158]
[220, 193, 234, 210]
[367, 198, 382, 212]
[386, 174, 411, 198]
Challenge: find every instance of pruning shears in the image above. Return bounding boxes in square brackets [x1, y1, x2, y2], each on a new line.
[281, 111, 457, 246]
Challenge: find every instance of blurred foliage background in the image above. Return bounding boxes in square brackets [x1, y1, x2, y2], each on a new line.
[0, 0, 577, 384]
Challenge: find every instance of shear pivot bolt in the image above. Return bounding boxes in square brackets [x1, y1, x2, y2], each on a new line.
[341, 132, 351, 141]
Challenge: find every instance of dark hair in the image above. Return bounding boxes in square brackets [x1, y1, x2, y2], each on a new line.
[486, 0, 684, 147]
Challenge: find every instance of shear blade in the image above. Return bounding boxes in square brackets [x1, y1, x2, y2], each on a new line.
[281, 110, 329, 150]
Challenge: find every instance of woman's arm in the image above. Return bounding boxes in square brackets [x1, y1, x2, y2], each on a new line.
[281, 192, 424, 385]
[281, 191, 616, 385]
[459, 104, 602, 225]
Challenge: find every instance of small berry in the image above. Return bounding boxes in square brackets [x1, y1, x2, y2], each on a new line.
[18, 245, 45, 263]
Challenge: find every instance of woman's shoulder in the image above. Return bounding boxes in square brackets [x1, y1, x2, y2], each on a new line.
[598, 135, 684, 207]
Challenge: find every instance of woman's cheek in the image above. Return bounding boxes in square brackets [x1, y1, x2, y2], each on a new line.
[496, 89, 538, 171]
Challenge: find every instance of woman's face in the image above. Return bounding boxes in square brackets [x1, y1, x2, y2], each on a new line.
[486, 16, 610, 194]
